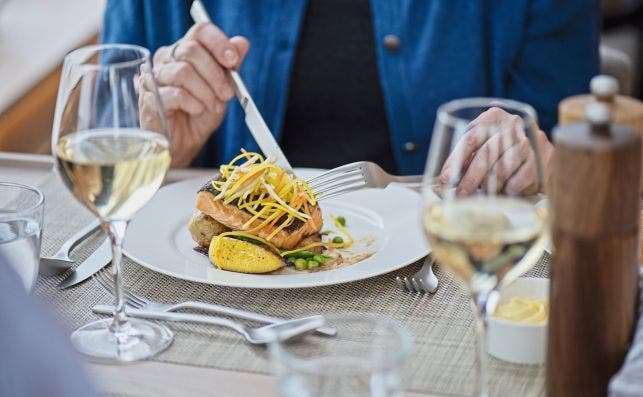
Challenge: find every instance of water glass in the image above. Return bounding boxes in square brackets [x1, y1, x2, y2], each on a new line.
[0, 182, 44, 291]
[269, 313, 412, 397]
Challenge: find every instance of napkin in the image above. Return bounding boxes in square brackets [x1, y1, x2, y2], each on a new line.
[609, 267, 643, 397]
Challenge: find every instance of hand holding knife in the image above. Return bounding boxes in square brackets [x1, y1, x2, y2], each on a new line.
[189, 0, 295, 175]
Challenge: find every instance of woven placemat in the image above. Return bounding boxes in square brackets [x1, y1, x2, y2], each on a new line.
[34, 175, 547, 396]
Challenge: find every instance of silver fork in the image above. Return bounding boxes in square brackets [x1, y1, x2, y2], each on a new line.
[93, 268, 336, 336]
[396, 256, 439, 293]
[92, 305, 324, 345]
[307, 161, 423, 200]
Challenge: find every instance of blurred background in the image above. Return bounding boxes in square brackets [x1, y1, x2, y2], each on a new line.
[0, 0, 641, 155]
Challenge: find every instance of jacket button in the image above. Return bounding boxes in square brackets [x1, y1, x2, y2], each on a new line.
[278, 39, 292, 50]
[383, 34, 401, 52]
[402, 141, 418, 152]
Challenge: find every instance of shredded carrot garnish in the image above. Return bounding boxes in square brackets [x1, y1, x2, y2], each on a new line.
[210, 151, 317, 242]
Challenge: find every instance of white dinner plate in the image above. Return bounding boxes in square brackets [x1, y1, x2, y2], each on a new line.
[123, 168, 431, 289]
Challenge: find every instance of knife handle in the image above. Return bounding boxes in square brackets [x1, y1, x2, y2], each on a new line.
[51, 219, 101, 259]
[228, 70, 250, 109]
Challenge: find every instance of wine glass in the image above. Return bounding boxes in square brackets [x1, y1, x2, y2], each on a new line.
[52, 44, 173, 362]
[422, 98, 549, 395]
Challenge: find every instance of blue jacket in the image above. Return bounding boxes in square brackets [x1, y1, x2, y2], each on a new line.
[102, 0, 600, 174]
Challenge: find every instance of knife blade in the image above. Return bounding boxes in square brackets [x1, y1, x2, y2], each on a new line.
[231, 72, 294, 174]
[56, 238, 111, 290]
[189, 0, 294, 174]
[40, 219, 101, 276]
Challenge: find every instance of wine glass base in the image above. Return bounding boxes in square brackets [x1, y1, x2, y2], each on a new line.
[70, 318, 173, 363]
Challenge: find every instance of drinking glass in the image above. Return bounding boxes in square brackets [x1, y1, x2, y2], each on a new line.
[51, 44, 173, 362]
[0, 182, 44, 291]
[269, 313, 412, 397]
[422, 98, 548, 396]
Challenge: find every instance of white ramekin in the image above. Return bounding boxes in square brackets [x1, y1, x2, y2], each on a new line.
[487, 277, 549, 364]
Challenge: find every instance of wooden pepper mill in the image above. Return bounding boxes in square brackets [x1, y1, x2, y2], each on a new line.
[547, 100, 641, 396]
[559, 75, 643, 264]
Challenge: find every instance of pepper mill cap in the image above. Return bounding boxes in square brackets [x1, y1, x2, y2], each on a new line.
[590, 75, 619, 102]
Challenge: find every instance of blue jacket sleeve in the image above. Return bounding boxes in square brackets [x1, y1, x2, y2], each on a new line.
[505, 0, 601, 134]
[101, 0, 146, 47]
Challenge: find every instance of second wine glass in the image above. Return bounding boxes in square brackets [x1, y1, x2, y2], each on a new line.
[52, 44, 173, 362]
[422, 98, 549, 396]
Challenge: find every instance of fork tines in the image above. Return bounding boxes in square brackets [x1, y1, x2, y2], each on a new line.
[396, 276, 429, 294]
[93, 268, 146, 309]
[308, 163, 368, 200]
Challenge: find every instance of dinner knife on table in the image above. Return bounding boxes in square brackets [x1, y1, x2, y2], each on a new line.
[190, 0, 294, 174]
[56, 238, 111, 290]
[40, 219, 101, 276]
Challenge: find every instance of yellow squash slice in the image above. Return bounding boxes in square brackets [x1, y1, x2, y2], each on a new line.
[209, 236, 285, 274]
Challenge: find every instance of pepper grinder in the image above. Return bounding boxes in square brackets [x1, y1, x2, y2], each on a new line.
[547, 101, 641, 396]
[560, 75, 643, 263]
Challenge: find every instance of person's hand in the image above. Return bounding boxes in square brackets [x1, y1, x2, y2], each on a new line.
[141, 22, 250, 167]
[439, 107, 554, 196]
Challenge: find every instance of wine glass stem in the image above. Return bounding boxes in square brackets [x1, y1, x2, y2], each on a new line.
[103, 220, 129, 332]
[472, 291, 493, 397]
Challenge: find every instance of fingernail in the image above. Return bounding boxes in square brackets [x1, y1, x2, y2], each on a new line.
[455, 186, 469, 197]
[223, 48, 237, 64]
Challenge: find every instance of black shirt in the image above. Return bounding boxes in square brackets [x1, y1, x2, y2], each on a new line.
[280, 0, 397, 173]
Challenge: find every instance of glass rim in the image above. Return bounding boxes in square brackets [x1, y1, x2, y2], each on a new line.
[269, 313, 413, 374]
[436, 97, 538, 130]
[64, 43, 151, 70]
[0, 182, 45, 215]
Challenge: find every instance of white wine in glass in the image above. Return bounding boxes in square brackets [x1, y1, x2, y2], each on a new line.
[424, 196, 548, 295]
[52, 44, 173, 362]
[56, 129, 170, 220]
[422, 98, 549, 396]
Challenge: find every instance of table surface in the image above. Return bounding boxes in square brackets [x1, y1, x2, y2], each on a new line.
[0, 0, 104, 113]
[0, 151, 434, 397]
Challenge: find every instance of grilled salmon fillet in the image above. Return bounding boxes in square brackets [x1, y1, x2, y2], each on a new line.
[188, 212, 324, 252]
[195, 188, 323, 250]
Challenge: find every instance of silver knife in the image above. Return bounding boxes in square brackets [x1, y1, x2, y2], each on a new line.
[57, 238, 111, 290]
[40, 219, 101, 276]
[190, 0, 294, 174]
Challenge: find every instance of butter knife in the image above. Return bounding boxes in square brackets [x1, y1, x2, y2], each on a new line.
[57, 238, 111, 290]
[40, 219, 101, 275]
[190, 0, 294, 174]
